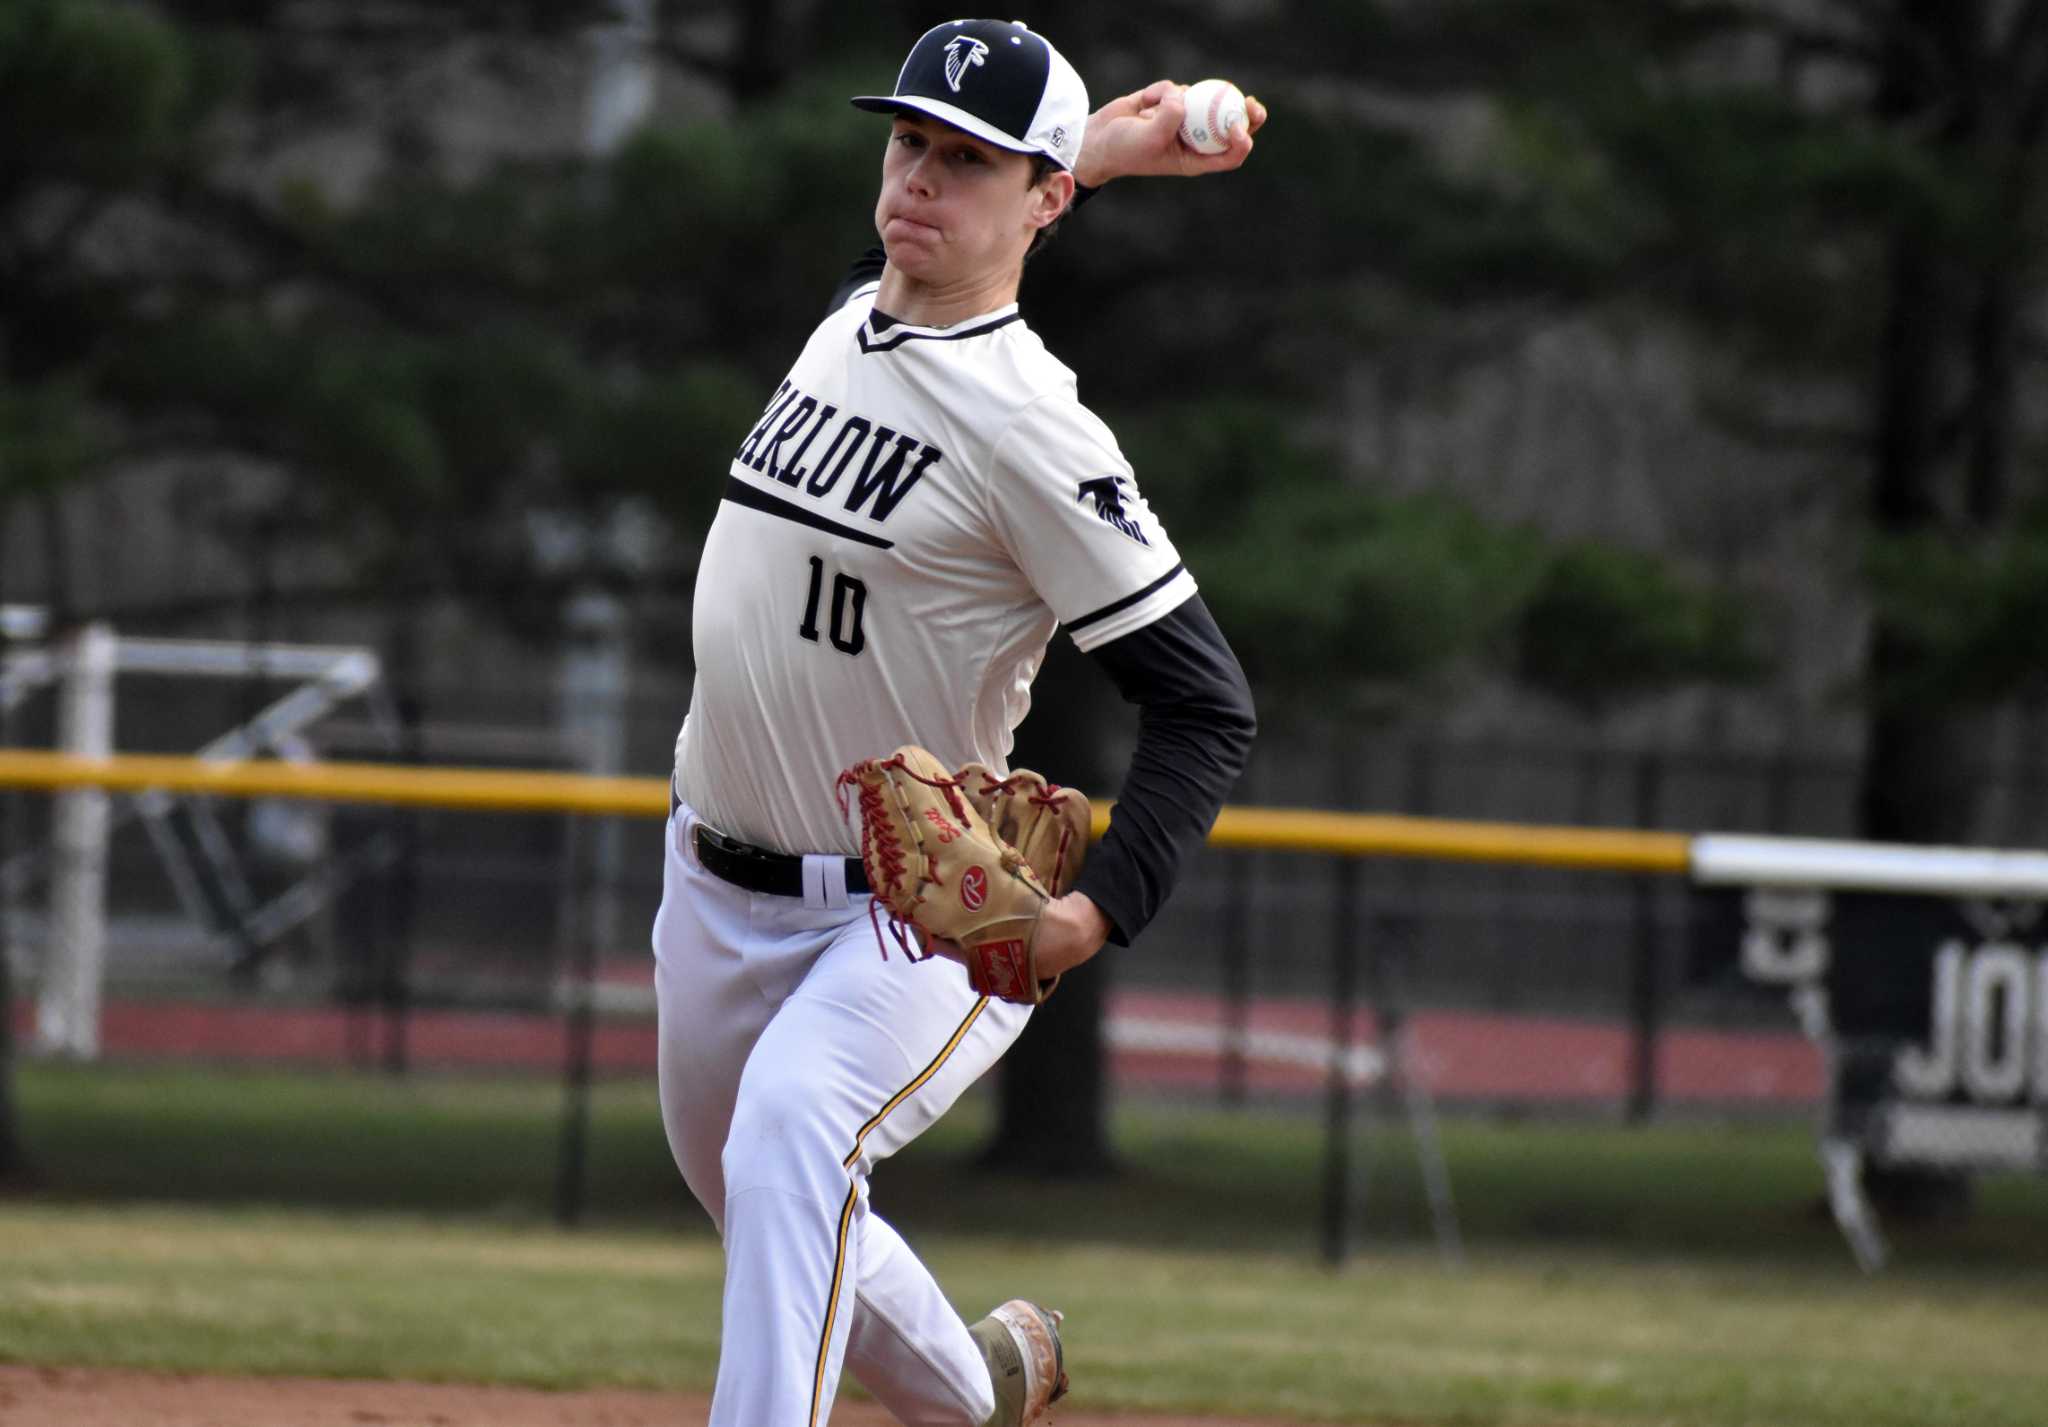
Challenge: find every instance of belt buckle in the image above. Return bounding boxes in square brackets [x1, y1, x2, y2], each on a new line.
[697, 822, 769, 869]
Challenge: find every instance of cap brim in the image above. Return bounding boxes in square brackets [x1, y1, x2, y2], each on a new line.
[850, 94, 1050, 161]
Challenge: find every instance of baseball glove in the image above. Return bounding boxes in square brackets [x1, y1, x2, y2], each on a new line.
[954, 761, 1090, 901]
[836, 746, 1089, 1006]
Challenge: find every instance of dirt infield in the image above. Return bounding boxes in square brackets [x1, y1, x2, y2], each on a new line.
[0, 1366, 1301, 1427]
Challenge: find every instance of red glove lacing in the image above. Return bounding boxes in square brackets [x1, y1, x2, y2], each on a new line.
[836, 754, 971, 964]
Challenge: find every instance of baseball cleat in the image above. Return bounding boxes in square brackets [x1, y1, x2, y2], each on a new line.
[969, 1299, 1069, 1426]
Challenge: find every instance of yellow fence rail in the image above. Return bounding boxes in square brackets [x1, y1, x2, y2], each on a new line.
[0, 749, 1691, 875]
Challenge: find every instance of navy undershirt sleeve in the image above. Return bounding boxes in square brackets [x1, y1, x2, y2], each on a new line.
[1073, 593, 1257, 945]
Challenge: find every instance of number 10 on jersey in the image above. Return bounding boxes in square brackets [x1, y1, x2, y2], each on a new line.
[799, 556, 868, 656]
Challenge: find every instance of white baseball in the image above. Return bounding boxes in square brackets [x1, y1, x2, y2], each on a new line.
[1178, 78, 1247, 156]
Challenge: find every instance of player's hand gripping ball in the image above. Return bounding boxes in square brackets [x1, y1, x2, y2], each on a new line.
[837, 746, 1090, 1006]
[1178, 78, 1248, 155]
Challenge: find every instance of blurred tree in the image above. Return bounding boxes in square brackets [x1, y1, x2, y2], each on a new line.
[0, 0, 875, 622]
[991, 6, 1775, 733]
[3, 0, 1776, 732]
[1516, 542, 1765, 717]
[1336, 0, 2048, 842]
[1853, 2, 2048, 840]
[974, 0, 2048, 1163]
[0, 0, 208, 1181]
[0, 0, 1821, 1180]
[1017, 1, 2048, 843]
[0, 0, 637, 1170]
[0, 500, 14, 1184]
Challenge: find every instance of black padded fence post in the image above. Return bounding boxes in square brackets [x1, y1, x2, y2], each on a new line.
[0, 602, 18, 1182]
[225, 510, 279, 983]
[1220, 848, 1250, 1107]
[381, 617, 423, 1077]
[1626, 752, 1664, 1124]
[556, 812, 597, 1228]
[382, 786, 417, 1074]
[1320, 848, 1362, 1268]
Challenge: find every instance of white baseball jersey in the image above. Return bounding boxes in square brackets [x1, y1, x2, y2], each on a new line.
[674, 281, 1196, 856]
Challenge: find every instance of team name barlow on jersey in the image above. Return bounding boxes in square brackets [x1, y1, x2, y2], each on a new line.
[734, 379, 945, 523]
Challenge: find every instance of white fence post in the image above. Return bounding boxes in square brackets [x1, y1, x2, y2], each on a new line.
[558, 590, 630, 957]
[37, 621, 116, 1059]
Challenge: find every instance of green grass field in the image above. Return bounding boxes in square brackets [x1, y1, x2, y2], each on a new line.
[4, 1061, 2047, 1425]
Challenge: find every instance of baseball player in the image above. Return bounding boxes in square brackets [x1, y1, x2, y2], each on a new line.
[654, 19, 1262, 1426]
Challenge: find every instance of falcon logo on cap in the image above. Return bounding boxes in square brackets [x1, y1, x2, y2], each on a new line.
[943, 35, 990, 92]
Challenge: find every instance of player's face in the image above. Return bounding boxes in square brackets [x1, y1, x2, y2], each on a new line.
[875, 115, 1061, 288]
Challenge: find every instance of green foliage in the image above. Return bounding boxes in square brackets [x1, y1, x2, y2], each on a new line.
[0, 384, 98, 499]
[1124, 402, 1765, 714]
[0, 0, 190, 183]
[161, 61, 888, 586]
[315, 165, 576, 305]
[106, 305, 612, 584]
[0, 0, 1798, 718]
[1866, 523, 2048, 710]
[26, 0, 2048, 732]
[1326, 0, 2047, 798]
[1122, 397, 1761, 712]
[0, 10, 898, 616]
[0, 0, 216, 549]
[591, 66, 894, 363]
[1519, 88, 1947, 372]
[1516, 542, 1764, 714]
[1207, 482, 1547, 691]
[560, 363, 759, 520]
[1126, 403, 1547, 698]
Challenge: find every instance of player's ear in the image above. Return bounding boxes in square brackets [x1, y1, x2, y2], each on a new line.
[1029, 168, 1075, 230]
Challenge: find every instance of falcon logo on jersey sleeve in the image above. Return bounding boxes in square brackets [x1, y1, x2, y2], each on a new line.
[1076, 476, 1150, 547]
[944, 36, 990, 91]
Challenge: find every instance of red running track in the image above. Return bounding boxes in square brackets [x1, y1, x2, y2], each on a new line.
[10, 985, 1822, 1106]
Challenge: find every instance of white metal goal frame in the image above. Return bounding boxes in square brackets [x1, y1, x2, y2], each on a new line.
[0, 618, 401, 1057]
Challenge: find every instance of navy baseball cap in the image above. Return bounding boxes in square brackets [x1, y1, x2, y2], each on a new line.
[852, 19, 1088, 172]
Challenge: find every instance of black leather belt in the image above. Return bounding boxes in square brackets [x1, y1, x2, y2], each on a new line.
[692, 821, 870, 898]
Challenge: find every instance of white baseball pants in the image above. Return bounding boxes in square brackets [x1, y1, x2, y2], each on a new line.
[652, 802, 1030, 1427]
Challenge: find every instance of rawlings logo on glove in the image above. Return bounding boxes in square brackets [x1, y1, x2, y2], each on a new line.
[836, 745, 1091, 1006]
[960, 865, 989, 909]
